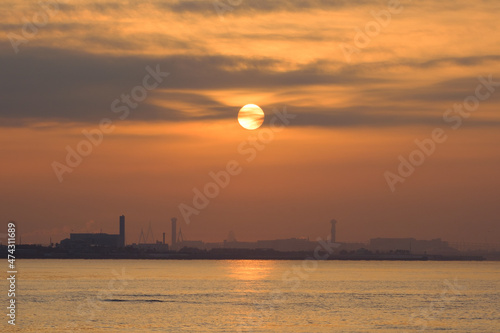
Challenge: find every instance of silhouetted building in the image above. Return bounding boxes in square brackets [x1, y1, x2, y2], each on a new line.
[336, 242, 367, 252]
[132, 241, 169, 252]
[221, 238, 317, 252]
[178, 240, 205, 249]
[62, 233, 123, 248]
[369, 238, 458, 254]
[60, 215, 126, 248]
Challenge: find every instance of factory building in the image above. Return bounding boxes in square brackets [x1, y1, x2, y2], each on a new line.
[60, 215, 126, 248]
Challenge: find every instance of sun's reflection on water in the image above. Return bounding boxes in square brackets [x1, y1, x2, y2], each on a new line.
[226, 260, 276, 281]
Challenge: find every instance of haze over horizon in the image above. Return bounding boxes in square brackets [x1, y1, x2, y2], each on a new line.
[1, 0, 500, 245]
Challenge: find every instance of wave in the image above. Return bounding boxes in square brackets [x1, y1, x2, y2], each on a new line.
[103, 299, 171, 303]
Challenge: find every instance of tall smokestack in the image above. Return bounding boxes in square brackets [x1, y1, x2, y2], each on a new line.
[171, 217, 177, 249]
[119, 215, 125, 247]
[330, 219, 337, 243]
[163, 232, 165, 245]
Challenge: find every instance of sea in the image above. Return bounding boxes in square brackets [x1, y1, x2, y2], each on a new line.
[6, 260, 500, 332]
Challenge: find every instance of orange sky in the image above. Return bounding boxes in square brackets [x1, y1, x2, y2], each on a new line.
[1, 0, 499, 244]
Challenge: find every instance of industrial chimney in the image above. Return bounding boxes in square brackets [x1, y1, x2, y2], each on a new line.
[171, 217, 177, 249]
[330, 219, 337, 243]
[119, 215, 125, 247]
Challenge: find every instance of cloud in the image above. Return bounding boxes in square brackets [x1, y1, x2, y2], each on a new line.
[0, 47, 371, 123]
[157, 0, 373, 14]
[267, 107, 500, 128]
[1, 47, 499, 128]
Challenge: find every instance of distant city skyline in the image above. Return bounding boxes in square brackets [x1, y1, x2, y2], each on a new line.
[7, 214, 497, 258]
[5, 214, 499, 250]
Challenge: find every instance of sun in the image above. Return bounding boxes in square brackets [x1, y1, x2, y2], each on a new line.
[237, 104, 265, 130]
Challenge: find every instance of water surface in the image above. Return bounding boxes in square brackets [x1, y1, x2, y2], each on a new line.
[10, 260, 500, 332]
